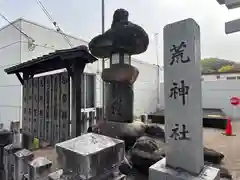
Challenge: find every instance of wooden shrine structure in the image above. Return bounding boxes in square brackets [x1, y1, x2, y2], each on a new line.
[4, 45, 98, 147]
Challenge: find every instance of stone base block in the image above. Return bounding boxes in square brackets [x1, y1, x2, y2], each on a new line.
[14, 149, 34, 180]
[149, 158, 220, 180]
[55, 133, 125, 179]
[28, 157, 52, 180]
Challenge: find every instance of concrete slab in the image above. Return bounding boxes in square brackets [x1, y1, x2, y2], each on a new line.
[149, 158, 220, 180]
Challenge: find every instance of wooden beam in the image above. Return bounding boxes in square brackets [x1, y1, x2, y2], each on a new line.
[15, 73, 24, 85]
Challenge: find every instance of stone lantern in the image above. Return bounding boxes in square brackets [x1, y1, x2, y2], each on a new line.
[89, 8, 149, 123]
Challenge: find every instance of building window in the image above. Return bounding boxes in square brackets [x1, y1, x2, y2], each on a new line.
[124, 54, 130, 64]
[81, 73, 96, 108]
[104, 58, 110, 69]
[111, 54, 120, 64]
[86, 74, 95, 108]
[81, 74, 84, 108]
[226, 76, 237, 80]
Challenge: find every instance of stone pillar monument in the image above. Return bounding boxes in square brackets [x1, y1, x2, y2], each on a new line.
[89, 8, 149, 123]
[149, 18, 220, 180]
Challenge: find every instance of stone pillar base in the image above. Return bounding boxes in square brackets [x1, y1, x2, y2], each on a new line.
[149, 158, 220, 180]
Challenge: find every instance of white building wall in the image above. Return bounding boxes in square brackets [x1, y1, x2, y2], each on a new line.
[132, 59, 158, 116]
[0, 20, 22, 128]
[160, 80, 240, 120]
[0, 18, 159, 128]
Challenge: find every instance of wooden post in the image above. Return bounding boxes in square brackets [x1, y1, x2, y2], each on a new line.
[71, 62, 85, 137]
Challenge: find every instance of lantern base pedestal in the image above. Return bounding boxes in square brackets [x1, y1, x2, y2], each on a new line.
[149, 158, 220, 180]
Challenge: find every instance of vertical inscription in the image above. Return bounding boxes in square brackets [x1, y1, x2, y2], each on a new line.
[38, 76, 45, 139]
[111, 83, 122, 117]
[59, 72, 70, 142]
[27, 79, 33, 134]
[44, 75, 52, 143]
[32, 78, 39, 137]
[52, 74, 60, 144]
[169, 80, 190, 106]
[164, 19, 203, 174]
[170, 123, 190, 140]
[169, 41, 190, 66]
[22, 80, 28, 132]
[107, 82, 133, 122]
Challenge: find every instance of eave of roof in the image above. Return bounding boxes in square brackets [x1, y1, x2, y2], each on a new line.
[4, 46, 98, 75]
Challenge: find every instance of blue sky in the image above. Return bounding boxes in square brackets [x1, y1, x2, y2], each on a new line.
[1, 0, 240, 65]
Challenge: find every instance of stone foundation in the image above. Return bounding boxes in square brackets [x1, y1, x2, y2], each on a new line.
[149, 158, 220, 180]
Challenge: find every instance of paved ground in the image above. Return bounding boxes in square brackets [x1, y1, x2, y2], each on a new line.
[204, 121, 240, 179]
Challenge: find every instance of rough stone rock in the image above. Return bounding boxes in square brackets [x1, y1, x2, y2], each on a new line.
[87, 126, 93, 133]
[130, 136, 165, 174]
[91, 120, 146, 149]
[131, 149, 164, 174]
[217, 167, 232, 180]
[119, 157, 133, 175]
[90, 121, 226, 177]
[101, 64, 139, 85]
[125, 168, 148, 180]
[134, 136, 165, 152]
[204, 147, 224, 164]
[129, 135, 225, 175]
[145, 124, 165, 139]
